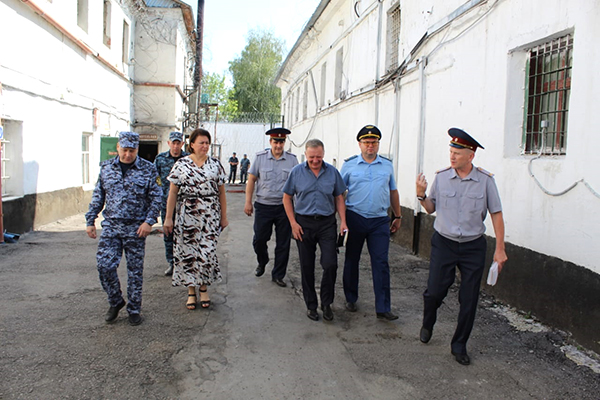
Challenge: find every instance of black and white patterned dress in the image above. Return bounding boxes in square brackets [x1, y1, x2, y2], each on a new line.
[168, 156, 226, 287]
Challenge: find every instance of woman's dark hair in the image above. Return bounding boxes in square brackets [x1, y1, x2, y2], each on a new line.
[188, 128, 211, 154]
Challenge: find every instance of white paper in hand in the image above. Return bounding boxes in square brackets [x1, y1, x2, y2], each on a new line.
[486, 261, 499, 286]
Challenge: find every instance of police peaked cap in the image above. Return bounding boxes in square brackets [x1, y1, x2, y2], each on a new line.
[266, 127, 291, 139]
[448, 128, 484, 151]
[357, 125, 382, 141]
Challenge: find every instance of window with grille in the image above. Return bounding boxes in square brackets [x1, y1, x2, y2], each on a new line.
[82, 134, 92, 185]
[303, 81, 308, 120]
[320, 62, 327, 108]
[103, 0, 112, 48]
[386, 4, 401, 72]
[77, 0, 89, 32]
[523, 34, 573, 155]
[1, 138, 9, 197]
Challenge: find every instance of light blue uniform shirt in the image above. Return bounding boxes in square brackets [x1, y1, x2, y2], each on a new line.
[283, 161, 346, 216]
[429, 165, 502, 243]
[341, 154, 397, 218]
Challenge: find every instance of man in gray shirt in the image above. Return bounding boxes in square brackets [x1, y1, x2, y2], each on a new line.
[416, 128, 508, 366]
[245, 128, 298, 287]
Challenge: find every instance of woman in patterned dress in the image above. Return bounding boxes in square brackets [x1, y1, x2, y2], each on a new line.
[163, 128, 228, 310]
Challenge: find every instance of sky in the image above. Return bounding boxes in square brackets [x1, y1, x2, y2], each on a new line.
[182, 0, 321, 79]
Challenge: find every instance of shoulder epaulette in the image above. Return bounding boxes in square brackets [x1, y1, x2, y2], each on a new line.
[100, 159, 112, 167]
[477, 167, 494, 177]
[256, 149, 269, 156]
[285, 151, 297, 158]
[344, 155, 359, 162]
[435, 166, 452, 174]
[379, 155, 392, 162]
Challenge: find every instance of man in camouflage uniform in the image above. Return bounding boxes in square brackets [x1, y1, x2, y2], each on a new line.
[154, 131, 189, 276]
[86, 131, 162, 326]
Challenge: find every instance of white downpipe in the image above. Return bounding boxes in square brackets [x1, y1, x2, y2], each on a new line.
[414, 57, 427, 215]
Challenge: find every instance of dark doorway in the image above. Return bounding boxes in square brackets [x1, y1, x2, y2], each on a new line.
[139, 141, 159, 162]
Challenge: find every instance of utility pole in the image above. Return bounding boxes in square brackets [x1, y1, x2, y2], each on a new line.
[194, 0, 204, 128]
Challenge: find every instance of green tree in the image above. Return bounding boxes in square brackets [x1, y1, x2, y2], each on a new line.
[201, 72, 238, 121]
[228, 28, 285, 114]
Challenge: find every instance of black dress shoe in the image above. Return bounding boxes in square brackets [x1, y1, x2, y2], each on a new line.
[254, 265, 265, 277]
[128, 313, 143, 326]
[376, 311, 399, 321]
[322, 305, 334, 321]
[164, 265, 174, 276]
[307, 309, 319, 321]
[105, 300, 126, 322]
[420, 327, 432, 343]
[272, 278, 287, 287]
[345, 302, 357, 312]
[452, 351, 470, 365]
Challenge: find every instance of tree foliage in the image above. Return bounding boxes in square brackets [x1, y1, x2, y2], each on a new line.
[201, 72, 238, 121]
[228, 29, 285, 114]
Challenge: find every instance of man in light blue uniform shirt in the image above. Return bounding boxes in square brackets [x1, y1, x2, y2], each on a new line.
[341, 125, 402, 321]
[283, 139, 347, 322]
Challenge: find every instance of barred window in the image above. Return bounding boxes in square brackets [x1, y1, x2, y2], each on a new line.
[1, 138, 9, 197]
[82, 133, 92, 185]
[523, 34, 573, 155]
[386, 4, 401, 72]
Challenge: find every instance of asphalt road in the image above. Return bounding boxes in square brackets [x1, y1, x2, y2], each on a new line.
[1, 186, 599, 399]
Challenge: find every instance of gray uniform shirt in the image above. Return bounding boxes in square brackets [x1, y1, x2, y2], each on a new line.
[248, 149, 298, 205]
[429, 165, 502, 243]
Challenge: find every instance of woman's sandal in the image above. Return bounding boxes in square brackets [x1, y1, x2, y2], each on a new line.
[186, 294, 197, 310]
[199, 288, 211, 309]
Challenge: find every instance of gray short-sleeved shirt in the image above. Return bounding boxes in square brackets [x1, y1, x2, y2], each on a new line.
[248, 149, 298, 205]
[429, 165, 502, 243]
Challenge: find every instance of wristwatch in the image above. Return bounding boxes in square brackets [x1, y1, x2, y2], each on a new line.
[417, 194, 427, 201]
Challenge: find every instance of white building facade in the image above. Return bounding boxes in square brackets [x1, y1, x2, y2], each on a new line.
[276, 0, 600, 353]
[0, 0, 195, 232]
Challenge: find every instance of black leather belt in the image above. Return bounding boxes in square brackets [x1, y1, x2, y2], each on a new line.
[296, 213, 333, 221]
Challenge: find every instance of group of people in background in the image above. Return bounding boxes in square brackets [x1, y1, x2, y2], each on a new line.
[85, 123, 507, 366]
[227, 152, 251, 184]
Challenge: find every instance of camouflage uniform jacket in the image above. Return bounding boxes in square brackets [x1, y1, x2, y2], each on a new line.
[86, 156, 162, 236]
[154, 150, 189, 204]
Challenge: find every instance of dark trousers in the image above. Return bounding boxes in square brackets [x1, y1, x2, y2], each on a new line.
[295, 214, 338, 310]
[97, 233, 146, 315]
[240, 169, 248, 183]
[253, 202, 292, 280]
[228, 167, 237, 183]
[423, 231, 487, 354]
[160, 208, 174, 267]
[343, 210, 391, 313]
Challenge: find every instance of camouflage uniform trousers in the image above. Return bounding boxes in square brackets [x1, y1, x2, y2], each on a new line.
[97, 231, 146, 315]
[160, 208, 174, 267]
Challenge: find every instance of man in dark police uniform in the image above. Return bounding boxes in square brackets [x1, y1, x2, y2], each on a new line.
[416, 128, 508, 365]
[244, 128, 298, 287]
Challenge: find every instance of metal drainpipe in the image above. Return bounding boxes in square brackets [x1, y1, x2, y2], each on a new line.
[374, 0, 384, 123]
[412, 57, 427, 254]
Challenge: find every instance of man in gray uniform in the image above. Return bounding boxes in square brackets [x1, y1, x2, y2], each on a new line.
[244, 128, 298, 287]
[416, 128, 508, 365]
[86, 131, 162, 326]
[154, 131, 189, 276]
